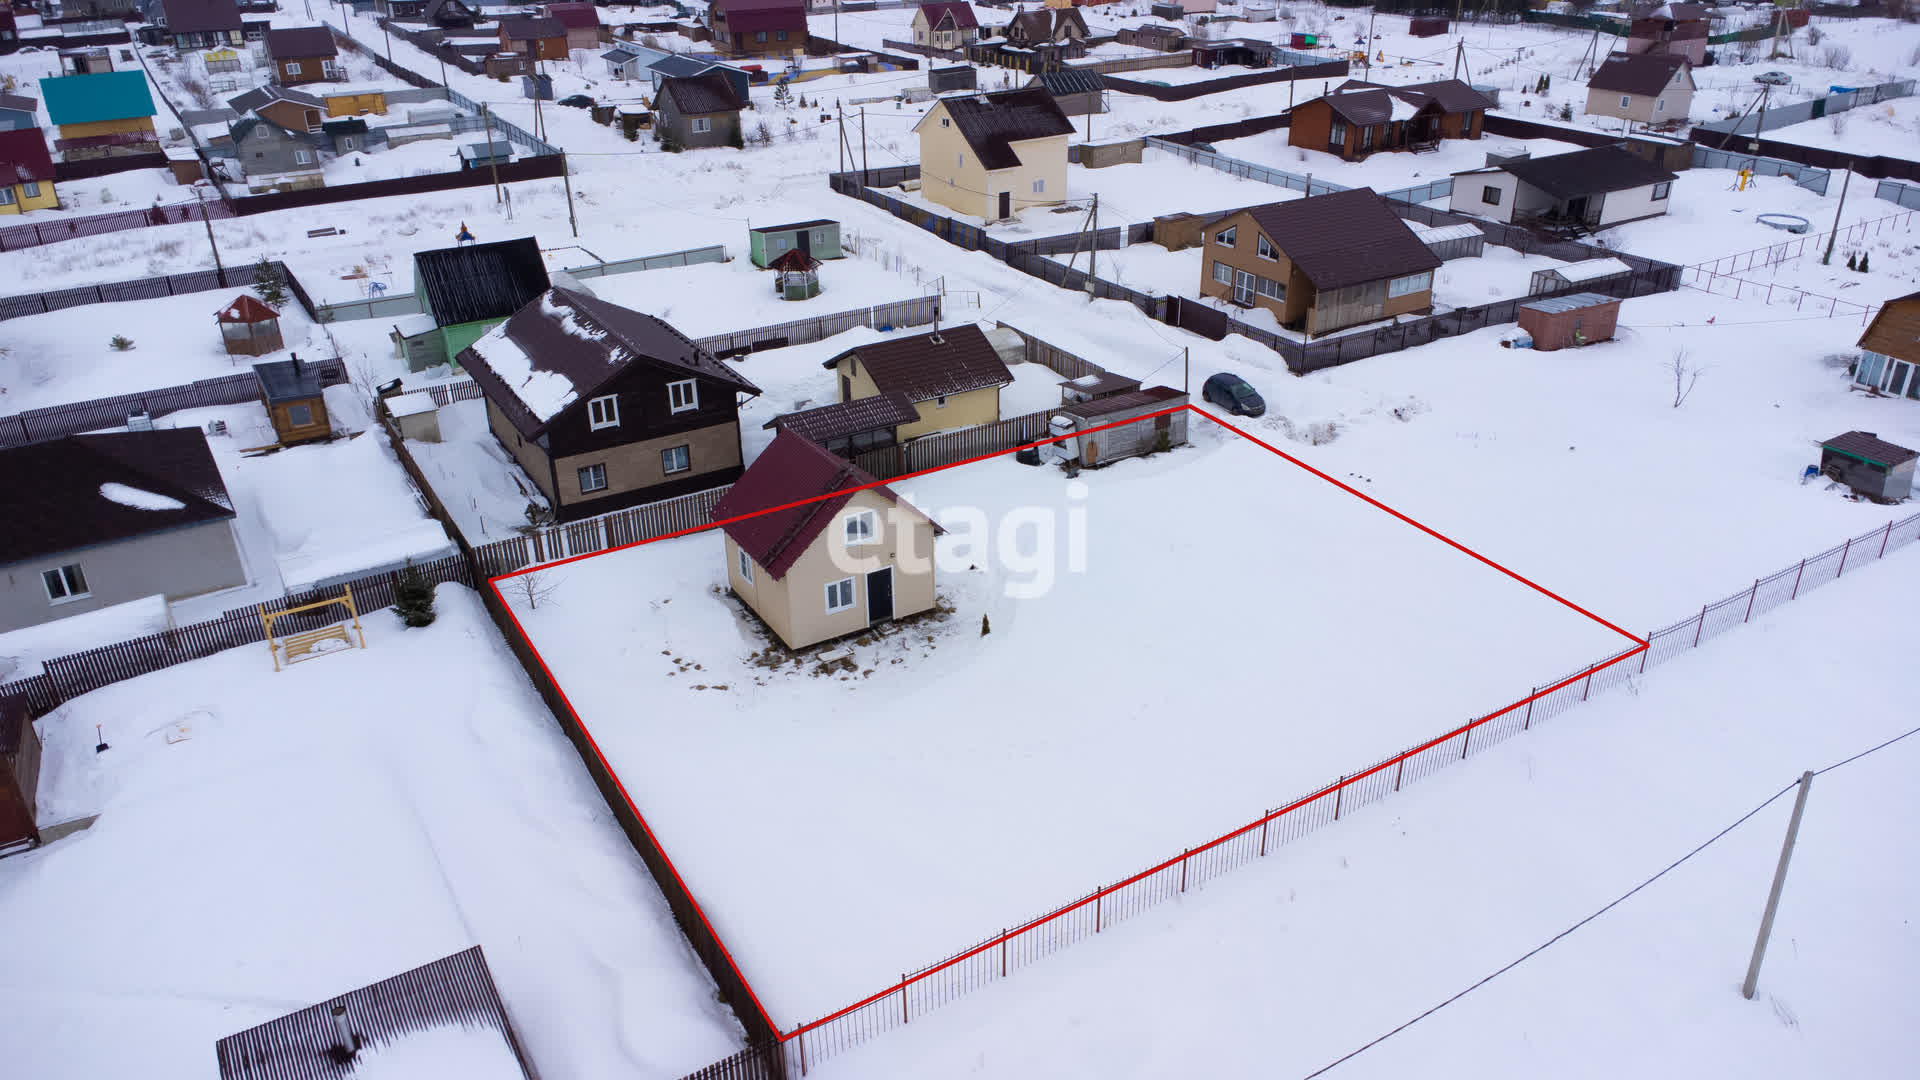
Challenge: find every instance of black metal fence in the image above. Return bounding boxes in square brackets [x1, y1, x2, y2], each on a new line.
[0, 199, 235, 254]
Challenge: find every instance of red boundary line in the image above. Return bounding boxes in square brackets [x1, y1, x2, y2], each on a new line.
[486, 403, 1649, 1044]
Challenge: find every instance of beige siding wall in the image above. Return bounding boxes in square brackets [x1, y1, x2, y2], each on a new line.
[916, 106, 1067, 221]
[487, 398, 556, 504]
[999, 133, 1068, 214]
[728, 488, 938, 649]
[551, 420, 743, 507]
[1197, 210, 1309, 325]
[829, 355, 1001, 438]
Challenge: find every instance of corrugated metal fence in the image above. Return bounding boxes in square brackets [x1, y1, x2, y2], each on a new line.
[0, 372, 262, 449]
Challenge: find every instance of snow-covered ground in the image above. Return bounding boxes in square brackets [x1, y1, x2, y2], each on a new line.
[0, 586, 743, 1080]
[812, 547, 1920, 1080]
[508, 431, 1632, 1023]
[1755, 92, 1920, 156]
[403, 397, 550, 544]
[584, 254, 933, 337]
[1215, 131, 1588, 193]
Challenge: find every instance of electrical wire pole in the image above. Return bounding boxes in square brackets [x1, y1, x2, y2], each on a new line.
[1364, 11, 1376, 76]
[200, 196, 225, 285]
[482, 104, 502, 204]
[860, 106, 869, 186]
[1086, 193, 1097, 300]
[560, 151, 578, 238]
[1743, 771, 1814, 1000]
[1821, 162, 1852, 265]
[1453, 40, 1463, 81]
[837, 103, 846, 174]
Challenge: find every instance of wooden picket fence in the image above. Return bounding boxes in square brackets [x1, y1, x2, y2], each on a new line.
[469, 487, 736, 578]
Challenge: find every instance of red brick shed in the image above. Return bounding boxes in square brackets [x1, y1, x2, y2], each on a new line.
[1517, 291, 1620, 352]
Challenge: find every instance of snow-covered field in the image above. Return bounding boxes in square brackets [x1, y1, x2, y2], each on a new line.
[1756, 92, 1920, 157]
[813, 547, 1920, 1080]
[508, 430, 1631, 1023]
[0, 586, 743, 1080]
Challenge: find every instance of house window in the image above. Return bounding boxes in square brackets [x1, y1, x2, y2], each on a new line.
[935, 395, 948, 408]
[1215, 226, 1236, 247]
[691, 117, 711, 134]
[773, 236, 789, 252]
[1655, 97, 1666, 112]
[756, 30, 767, 42]
[21, 181, 39, 198]
[288, 404, 313, 427]
[286, 61, 302, 75]
[1256, 234, 1276, 261]
[668, 379, 698, 413]
[1211, 260, 1232, 285]
[294, 149, 314, 165]
[777, 29, 787, 40]
[341, 136, 354, 149]
[844, 509, 876, 544]
[1620, 95, 1631, 108]
[41, 563, 88, 603]
[1360, 125, 1373, 151]
[1481, 185, 1502, 206]
[1329, 120, 1345, 148]
[588, 394, 619, 430]
[738, 549, 754, 583]
[578, 463, 608, 493]
[1651, 181, 1672, 200]
[1387, 271, 1433, 298]
[941, 117, 950, 127]
[824, 577, 855, 613]
[661, 444, 691, 474]
[957, 152, 964, 168]
[0, 188, 13, 206]
[1254, 275, 1285, 300]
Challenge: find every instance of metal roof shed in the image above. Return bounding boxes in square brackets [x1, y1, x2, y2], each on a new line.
[749, 218, 841, 266]
[1818, 431, 1916, 502]
[1516, 291, 1621, 352]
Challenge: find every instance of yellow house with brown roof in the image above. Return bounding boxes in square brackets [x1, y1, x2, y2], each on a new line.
[911, 87, 1072, 222]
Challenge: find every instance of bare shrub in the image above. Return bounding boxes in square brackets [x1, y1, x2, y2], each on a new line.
[1820, 45, 1852, 70]
[1669, 348, 1703, 409]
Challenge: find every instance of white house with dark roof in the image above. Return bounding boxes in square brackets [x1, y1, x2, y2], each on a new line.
[1449, 145, 1677, 232]
[456, 287, 761, 520]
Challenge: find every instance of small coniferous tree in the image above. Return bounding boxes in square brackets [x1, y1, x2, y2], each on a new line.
[1847, 253, 1858, 271]
[394, 564, 438, 628]
[1859, 251, 1870, 272]
[727, 123, 745, 150]
[253, 256, 289, 309]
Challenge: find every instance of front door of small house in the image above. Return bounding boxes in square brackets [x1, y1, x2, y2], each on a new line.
[1566, 195, 1590, 223]
[866, 567, 893, 624]
[997, 191, 1011, 220]
[797, 229, 812, 256]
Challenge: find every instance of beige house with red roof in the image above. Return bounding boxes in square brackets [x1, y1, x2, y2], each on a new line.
[713, 428, 942, 649]
[912, 1, 979, 49]
[820, 324, 1013, 439]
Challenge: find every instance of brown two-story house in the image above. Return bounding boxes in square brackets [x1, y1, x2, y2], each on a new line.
[457, 288, 762, 521]
[499, 16, 569, 62]
[1198, 188, 1442, 337]
[1288, 79, 1491, 160]
[264, 26, 341, 86]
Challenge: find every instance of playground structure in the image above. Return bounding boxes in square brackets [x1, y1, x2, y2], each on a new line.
[259, 585, 367, 671]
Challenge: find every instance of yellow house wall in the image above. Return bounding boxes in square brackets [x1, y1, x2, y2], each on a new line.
[58, 116, 155, 139]
[326, 91, 388, 116]
[916, 108, 994, 219]
[0, 181, 57, 214]
[828, 354, 1002, 438]
[725, 487, 938, 649]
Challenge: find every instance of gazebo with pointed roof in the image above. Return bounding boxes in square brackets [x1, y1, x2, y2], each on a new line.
[769, 247, 821, 301]
[215, 293, 283, 356]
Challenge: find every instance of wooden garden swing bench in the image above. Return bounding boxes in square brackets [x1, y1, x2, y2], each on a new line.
[259, 584, 367, 671]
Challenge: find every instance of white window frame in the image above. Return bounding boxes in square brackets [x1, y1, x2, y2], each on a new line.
[1256, 234, 1276, 261]
[1215, 226, 1236, 247]
[587, 394, 620, 430]
[1651, 181, 1672, 200]
[285, 61, 302, 75]
[293, 149, 314, 165]
[20, 181, 39, 198]
[42, 563, 89, 603]
[661, 444, 691, 474]
[738, 548, 754, 583]
[1032, 178, 1045, 194]
[578, 462, 608, 493]
[1386, 271, 1432, 299]
[1481, 184, 1502, 206]
[0, 187, 14, 206]
[1619, 95, 1631, 109]
[844, 508, 877, 545]
[824, 577, 855, 613]
[668, 379, 698, 413]
[691, 116, 711, 134]
[1211, 259, 1232, 285]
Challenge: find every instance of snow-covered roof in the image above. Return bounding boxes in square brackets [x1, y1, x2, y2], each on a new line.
[1551, 257, 1633, 282]
[1389, 96, 1420, 122]
[1408, 221, 1484, 244]
[386, 391, 438, 418]
[391, 313, 438, 338]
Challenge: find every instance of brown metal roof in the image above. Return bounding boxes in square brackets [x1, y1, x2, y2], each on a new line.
[264, 26, 337, 59]
[1587, 52, 1689, 97]
[215, 947, 535, 1080]
[1057, 370, 1142, 397]
[1497, 145, 1678, 198]
[1242, 188, 1442, 291]
[660, 70, 745, 116]
[764, 391, 920, 441]
[0, 429, 235, 566]
[216, 293, 279, 324]
[1058, 384, 1185, 420]
[936, 88, 1073, 172]
[767, 248, 821, 272]
[458, 287, 758, 439]
[1394, 78, 1495, 114]
[1857, 291, 1920, 361]
[1822, 431, 1918, 468]
[544, 2, 599, 30]
[820, 323, 1013, 402]
[711, 428, 935, 581]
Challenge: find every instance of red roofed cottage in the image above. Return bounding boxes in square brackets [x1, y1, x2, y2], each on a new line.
[712, 428, 942, 650]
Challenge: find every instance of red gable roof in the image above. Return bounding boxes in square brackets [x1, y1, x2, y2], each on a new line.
[711, 428, 934, 581]
[544, 2, 599, 29]
[0, 127, 54, 185]
[215, 293, 279, 324]
[919, 1, 978, 30]
[710, 0, 808, 33]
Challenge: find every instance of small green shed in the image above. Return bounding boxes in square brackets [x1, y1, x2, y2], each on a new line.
[407, 236, 552, 372]
[749, 219, 842, 268]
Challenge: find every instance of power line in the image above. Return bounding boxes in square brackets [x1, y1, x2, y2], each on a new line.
[1300, 722, 1920, 1079]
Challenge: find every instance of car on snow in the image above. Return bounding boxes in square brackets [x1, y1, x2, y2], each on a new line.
[558, 94, 595, 109]
[1202, 372, 1265, 417]
[1754, 71, 1792, 86]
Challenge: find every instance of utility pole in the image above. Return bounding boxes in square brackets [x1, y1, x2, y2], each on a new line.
[860, 106, 869, 186]
[837, 102, 846, 174]
[1087, 193, 1097, 299]
[1364, 10, 1376, 76]
[1182, 346, 1189, 394]
[1453, 40, 1463, 81]
[200, 197, 225, 285]
[1821, 162, 1852, 265]
[382, 18, 392, 62]
[482, 104, 502, 204]
[1743, 771, 1814, 1001]
[560, 151, 578, 238]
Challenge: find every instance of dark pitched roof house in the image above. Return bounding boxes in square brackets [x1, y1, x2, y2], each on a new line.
[0, 128, 54, 185]
[1005, 7, 1086, 44]
[159, 0, 242, 33]
[1587, 52, 1689, 97]
[264, 26, 336, 60]
[215, 948, 536, 1080]
[820, 323, 1014, 400]
[1391, 78, 1495, 113]
[252, 355, 338, 405]
[765, 391, 921, 442]
[1033, 69, 1105, 97]
[228, 84, 324, 114]
[939, 87, 1073, 170]
[1821, 430, 1918, 468]
[919, 0, 978, 29]
[709, 0, 808, 34]
[659, 69, 745, 114]
[711, 427, 938, 580]
[1497, 145, 1678, 197]
[414, 237, 551, 328]
[1323, 78, 1492, 125]
[501, 14, 566, 40]
[0, 429, 235, 566]
[459, 287, 759, 437]
[422, 0, 477, 25]
[1239, 188, 1442, 290]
